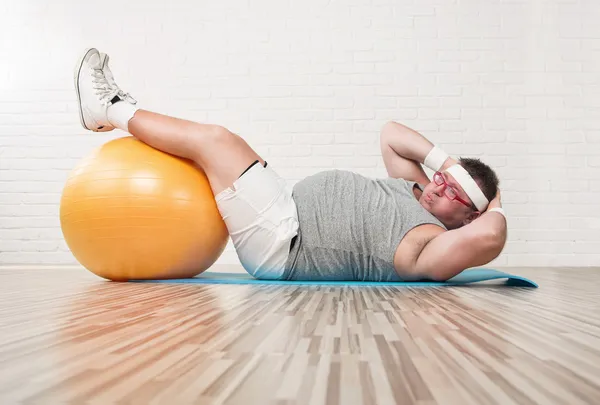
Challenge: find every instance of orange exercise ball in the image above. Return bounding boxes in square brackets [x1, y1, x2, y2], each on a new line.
[60, 136, 229, 281]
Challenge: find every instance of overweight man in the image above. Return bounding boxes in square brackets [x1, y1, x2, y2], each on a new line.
[74, 47, 507, 282]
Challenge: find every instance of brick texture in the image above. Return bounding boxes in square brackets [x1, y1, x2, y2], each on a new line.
[1, 0, 599, 267]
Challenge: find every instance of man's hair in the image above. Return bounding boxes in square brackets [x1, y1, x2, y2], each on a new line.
[458, 157, 500, 205]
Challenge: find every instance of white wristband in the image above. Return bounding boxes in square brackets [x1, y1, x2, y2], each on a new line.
[488, 207, 506, 220]
[424, 145, 449, 172]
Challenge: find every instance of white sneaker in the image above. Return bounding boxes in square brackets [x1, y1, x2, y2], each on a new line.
[74, 48, 124, 132]
[100, 53, 137, 105]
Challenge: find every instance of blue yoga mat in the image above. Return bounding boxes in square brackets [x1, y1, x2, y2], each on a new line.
[133, 268, 538, 288]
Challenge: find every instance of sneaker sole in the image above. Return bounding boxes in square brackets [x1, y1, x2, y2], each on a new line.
[74, 47, 98, 131]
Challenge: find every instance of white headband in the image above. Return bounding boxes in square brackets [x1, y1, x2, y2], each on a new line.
[445, 165, 489, 211]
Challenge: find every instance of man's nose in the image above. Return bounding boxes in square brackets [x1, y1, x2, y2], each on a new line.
[433, 183, 446, 195]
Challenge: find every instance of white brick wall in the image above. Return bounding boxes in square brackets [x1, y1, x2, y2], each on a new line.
[1, 0, 600, 267]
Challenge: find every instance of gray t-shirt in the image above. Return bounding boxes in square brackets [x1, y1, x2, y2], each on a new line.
[282, 170, 447, 281]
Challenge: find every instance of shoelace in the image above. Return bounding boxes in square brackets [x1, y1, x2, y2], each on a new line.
[103, 69, 137, 104]
[118, 90, 137, 104]
[91, 68, 120, 105]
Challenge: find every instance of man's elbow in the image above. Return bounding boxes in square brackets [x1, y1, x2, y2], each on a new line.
[380, 121, 396, 140]
[382, 120, 398, 130]
[381, 121, 409, 137]
[489, 231, 507, 255]
[475, 233, 506, 267]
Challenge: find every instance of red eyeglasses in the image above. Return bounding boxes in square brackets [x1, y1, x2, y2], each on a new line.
[432, 171, 474, 209]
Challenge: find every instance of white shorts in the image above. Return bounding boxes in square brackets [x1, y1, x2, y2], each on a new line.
[215, 161, 299, 280]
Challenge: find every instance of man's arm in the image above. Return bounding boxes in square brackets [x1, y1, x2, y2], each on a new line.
[412, 209, 507, 281]
[379, 121, 457, 183]
[381, 120, 508, 280]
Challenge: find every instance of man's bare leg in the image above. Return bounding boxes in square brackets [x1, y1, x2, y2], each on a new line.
[127, 110, 266, 196]
[74, 47, 265, 196]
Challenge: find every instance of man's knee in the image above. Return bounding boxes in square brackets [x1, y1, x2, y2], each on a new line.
[205, 125, 233, 142]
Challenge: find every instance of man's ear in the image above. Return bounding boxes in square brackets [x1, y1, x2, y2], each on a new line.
[464, 211, 482, 225]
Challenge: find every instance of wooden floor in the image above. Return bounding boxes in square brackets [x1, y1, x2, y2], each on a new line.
[0, 266, 599, 405]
